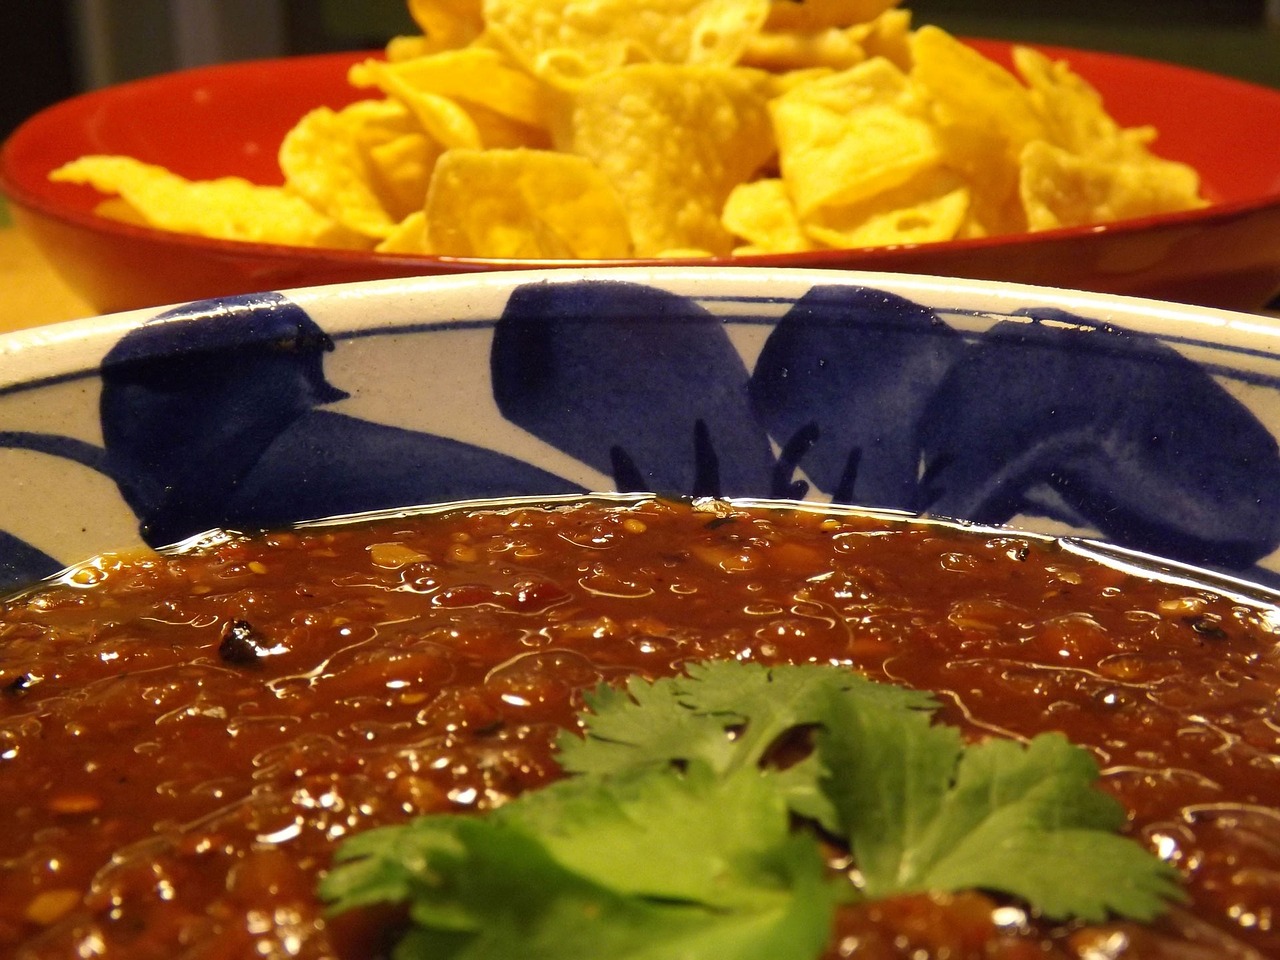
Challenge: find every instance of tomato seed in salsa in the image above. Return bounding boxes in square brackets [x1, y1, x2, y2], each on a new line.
[0, 496, 1277, 959]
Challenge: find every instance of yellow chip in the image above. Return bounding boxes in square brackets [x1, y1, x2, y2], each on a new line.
[744, 8, 911, 72]
[653, 247, 717, 258]
[364, 131, 442, 222]
[91, 197, 148, 227]
[908, 25, 1047, 238]
[280, 100, 426, 239]
[1012, 45, 1170, 169]
[1019, 140, 1205, 232]
[801, 166, 969, 248]
[567, 63, 775, 256]
[721, 178, 816, 252]
[462, 102, 555, 150]
[49, 156, 371, 249]
[764, 0, 900, 31]
[348, 58, 482, 149]
[765, 67, 840, 96]
[352, 53, 555, 152]
[407, 0, 484, 51]
[48, 0, 1208, 261]
[909, 25, 1044, 151]
[483, 0, 770, 89]
[351, 47, 552, 130]
[770, 57, 939, 218]
[1011, 46, 1122, 157]
[854, 7, 911, 69]
[375, 210, 430, 254]
[926, 116, 1028, 237]
[424, 148, 632, 258]
[742, 26, 869, 72]
[384, 34, 434, 63]
[1007, 45, 1204, 231]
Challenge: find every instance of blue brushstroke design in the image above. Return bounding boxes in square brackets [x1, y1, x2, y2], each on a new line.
[919, 312, 1280, 569]
[748, 285, 964, 507]
[487, 280, 1280, 573]
[4, 280, 1280, 593]
[491, 280, 776, 498]
[0, 432, 110, 473]
[0, 433, 111, 591]
[213, 410, 581, 531]
[0, 531, 63, 594]
[97, 292, 579, 547]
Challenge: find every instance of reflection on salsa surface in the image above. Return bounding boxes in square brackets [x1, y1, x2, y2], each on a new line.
[1, 495, 1277, 958]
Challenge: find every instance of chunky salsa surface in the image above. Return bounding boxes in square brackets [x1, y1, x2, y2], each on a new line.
[1, 497, 1277, 959]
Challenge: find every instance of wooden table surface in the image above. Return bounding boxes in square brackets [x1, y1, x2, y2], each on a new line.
[0, 222, 96, 330]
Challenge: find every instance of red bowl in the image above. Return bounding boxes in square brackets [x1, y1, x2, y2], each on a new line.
[3, 43, 1280, 315]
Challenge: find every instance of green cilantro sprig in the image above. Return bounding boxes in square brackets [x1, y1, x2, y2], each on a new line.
[319, 661, 1185, 959]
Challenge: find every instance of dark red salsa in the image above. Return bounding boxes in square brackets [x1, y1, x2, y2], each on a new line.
[1, 496, 1277, 959]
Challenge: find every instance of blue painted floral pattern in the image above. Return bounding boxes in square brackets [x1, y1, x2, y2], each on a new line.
[2, 278, 1279, 593]
[492, 281, 1280, 575]
[491, 280, 775, 497]
[99, 292, 583, 548]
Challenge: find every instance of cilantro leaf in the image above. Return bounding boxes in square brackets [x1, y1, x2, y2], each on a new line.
[555, 673, 747, 778]
[810, 675, 964, 891]
[817, 691, 1186, 921]
[560, 661, 938, 776]
[322, 761, 841, 960]
[392, 827, 834, 960]
[558, 660, 937, 830]
[322, 660, 1186, 959]
[493, 762, 822, 910]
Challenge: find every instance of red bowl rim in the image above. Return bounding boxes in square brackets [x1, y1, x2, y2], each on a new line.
[3, 43, 1279, 275]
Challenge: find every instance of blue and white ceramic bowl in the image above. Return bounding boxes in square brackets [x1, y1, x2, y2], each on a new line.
[3, 266, 1280, 595]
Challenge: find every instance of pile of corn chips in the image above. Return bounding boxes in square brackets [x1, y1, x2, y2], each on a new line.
[50, 0, 1206, 259]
